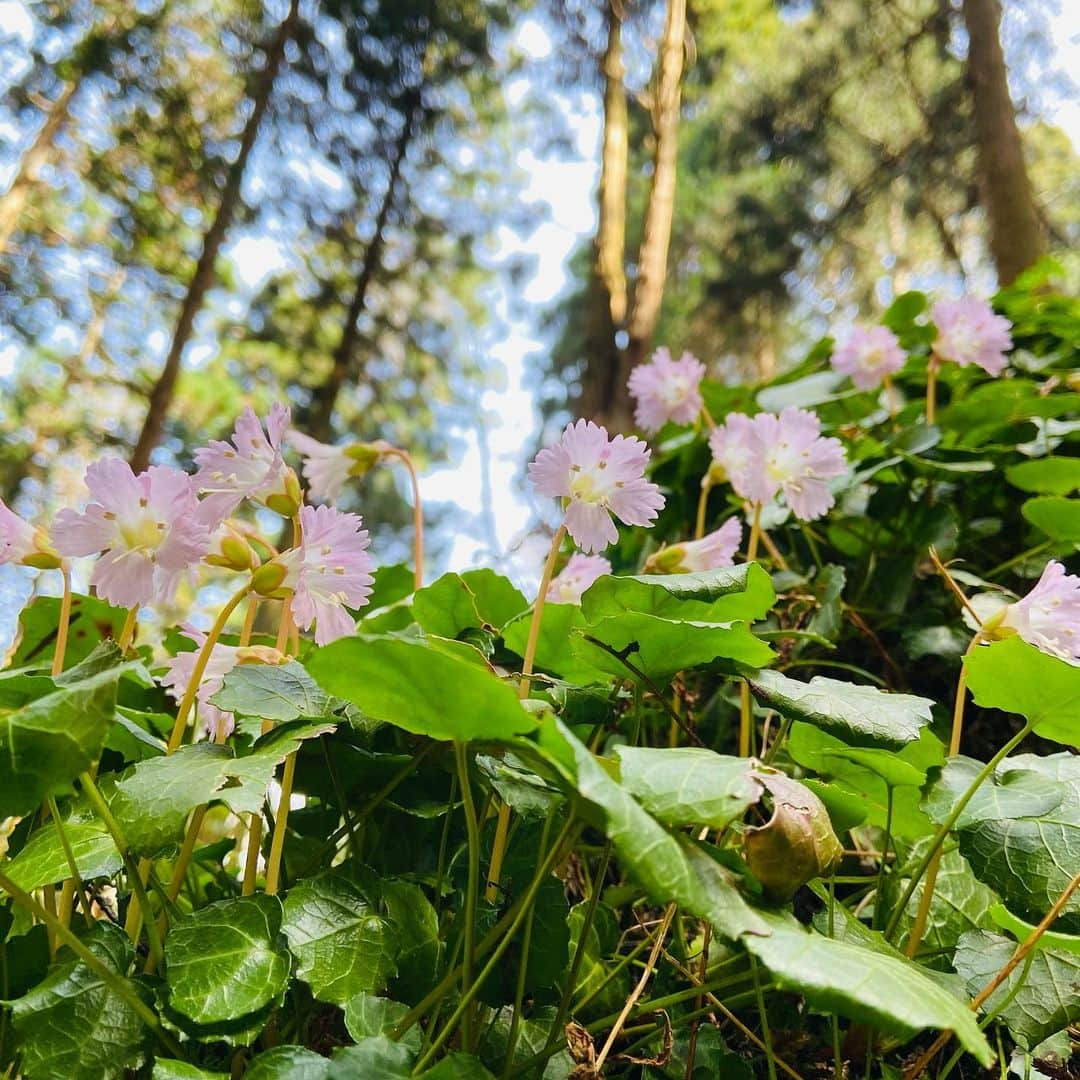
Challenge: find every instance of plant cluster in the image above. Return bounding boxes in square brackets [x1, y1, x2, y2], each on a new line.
[0, 265, 1076, 1079]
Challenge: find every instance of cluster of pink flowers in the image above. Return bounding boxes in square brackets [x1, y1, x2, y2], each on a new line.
[709, 407, 847, 521]
[830, 297, 1013, 390]
[1, 403, 376, 651]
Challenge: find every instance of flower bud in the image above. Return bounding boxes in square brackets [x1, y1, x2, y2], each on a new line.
[236, 645, 288, 666]
[345, 441, 389, 478]
[205, 524, 259, 573]
[250, 559, 289, 597]
[264, 467, 303, 517]
[643, 545, 686, 575]
[744, 770, 842, 901]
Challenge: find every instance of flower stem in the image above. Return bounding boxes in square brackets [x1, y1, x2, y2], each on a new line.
[926, 356, 938, 425]
[695, 478, 712, 540]
[117, 605, 139, 653]
[166, 585, 249, 753]
[51, 563, 73, 677]
[739, 503, 763, 758]
[486, 522, 566, 903]
[0, 870, 180, 1054]
[79, 771, 164, 972]
[48, 797, 93, 930]
[905, 868, 1080, 1079]
[885, 719, 1035, 944]
[386, 449, 424, 592]
[412, 816, 576, 1072]
[264, 753, 296, 897]
[453, 742, 481, 1054]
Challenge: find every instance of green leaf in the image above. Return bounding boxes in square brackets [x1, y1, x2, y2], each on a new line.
[954, 930, 1080, 1048]
[152, 1062, 228, 1079]
[788, 723, 941, 839]
[882, 289, 928, 332]
[476, 753, 562, 819]
[306, 635, 536, 741]
[613, 746, 761, 829]
[420, 1055, 497, 1079]
[412, 570, 528, 638]
[923, 753, 1080, 933]
[742, 910, 993, 1065]
[881, 842, 998, 966]
[368, 563, 417, 611]
[245, 1047, 332, 1080]
[375, 878, 442, 1003]
[748, 668, 933, 749]
[757, 371, 853, 412]
[165, 895, 291, 1024]
[9, 923, 149, 1080]
[1006, 456, 1080, 495]
[965, 636, 1080, 745]
[110, 720, 333, 855]
[502, 604, 609, 685]
[344, 993, 421, 1052]
[327, 1036, 412, 1077]
[211, 660, 331, 721]
[575, 614, 773, 680]
[1021, 495, 1080, 541]
[580, 563, 775, 626]
[539, 721, 769, 940]
[282, 873, 398, 1004]
[989, 903, 1080, 956]
[0, 661, 127, 817]
[6, 816, 120, 892]
[11, 593, 126, 670]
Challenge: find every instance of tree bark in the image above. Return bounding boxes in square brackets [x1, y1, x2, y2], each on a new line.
[129, 0, 301, 472]
[961, 0, 1044, 284]
[579, 0, 629, 422]
[296, 110, 416, 443]
[624, 0, 687, 376]
[0, 81, 78, 253]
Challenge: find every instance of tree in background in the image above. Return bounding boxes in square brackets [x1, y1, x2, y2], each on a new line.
[549, 0, 1077, 422]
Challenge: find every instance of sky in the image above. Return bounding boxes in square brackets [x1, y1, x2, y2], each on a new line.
[0, 1, 1077, 600]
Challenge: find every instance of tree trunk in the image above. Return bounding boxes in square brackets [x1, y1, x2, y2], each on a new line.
[579, 0, 629, 423]
[624, 0, 687, 378]
[961, 0, 1044, 284]
[0, 81, 77, 253]
[296, 110, 416, 443]
[129, 0, 301, 472]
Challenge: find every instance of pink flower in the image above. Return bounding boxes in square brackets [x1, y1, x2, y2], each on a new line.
[831, 326, 905, 390]
[931, 298, 1013, 376]
[528, 420, 665, 553]
[287, 431, 390, 503]
[741, 408, 847, 521]
[193, 403, 293, 523]
[0, 499, 59, 570]
[996, 561, 1080, 665]
[708, 413, 757, 500]
[627, 348, 706, 434]
[277, 504, 375, 646]
[546, 553, 611, 604]
[53, 459, 210, 607]
[645, 518, 742, 574]
[160, 628, 240, 741]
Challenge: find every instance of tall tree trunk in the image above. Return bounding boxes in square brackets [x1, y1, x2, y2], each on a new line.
[961, 0, 1044, 284]
[297, 110, 416, 443]
[0, 81, 77, 253]
[624, 0, 687, 380]
[580, 0, 629, 422]
[129, 0, 300, 472]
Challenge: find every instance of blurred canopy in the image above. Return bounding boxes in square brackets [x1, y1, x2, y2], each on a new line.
[0, 0, 1076, 552]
